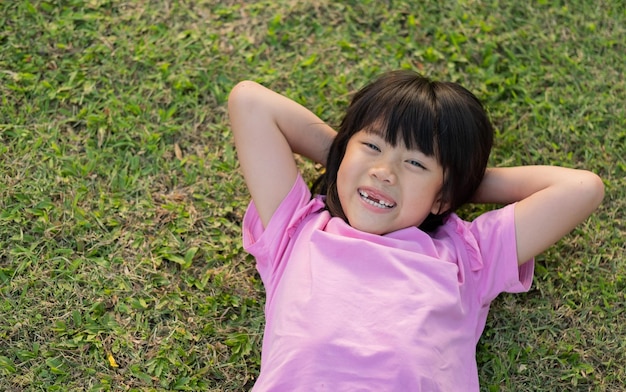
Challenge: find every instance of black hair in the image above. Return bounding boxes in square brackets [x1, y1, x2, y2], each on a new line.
[312, 70, 494, 231]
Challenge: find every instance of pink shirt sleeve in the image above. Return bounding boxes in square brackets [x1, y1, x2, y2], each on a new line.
[464, 203, 534, 305]
[242, 175, 324, 286]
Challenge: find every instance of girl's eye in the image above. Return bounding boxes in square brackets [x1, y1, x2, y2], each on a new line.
[407, 160, 426, 169]
[364, 143, 381, 152]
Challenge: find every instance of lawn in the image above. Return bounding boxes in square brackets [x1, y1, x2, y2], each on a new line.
[0, 0, 624, 391]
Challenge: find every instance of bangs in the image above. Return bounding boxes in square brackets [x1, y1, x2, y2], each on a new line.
[351, 78, 439, 158]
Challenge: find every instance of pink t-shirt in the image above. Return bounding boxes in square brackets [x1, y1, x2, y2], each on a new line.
[243, 175, 534, 391]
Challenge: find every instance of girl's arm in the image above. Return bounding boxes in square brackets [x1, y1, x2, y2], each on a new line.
[472, 166, 604, 265]
[228, 81, 336, 227]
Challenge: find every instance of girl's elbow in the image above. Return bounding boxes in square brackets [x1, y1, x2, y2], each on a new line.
[592, 173, 605, 207]
[231, 80, 258, 94]
[228, 81, 262, 135]
[228, 80, 257, 108]
[583, 171, 605, 210]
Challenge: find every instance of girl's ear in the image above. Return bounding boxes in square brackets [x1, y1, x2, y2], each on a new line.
[430, 194, 450, 215]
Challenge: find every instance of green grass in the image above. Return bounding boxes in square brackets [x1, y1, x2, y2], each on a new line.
[0, 0, 624, 390]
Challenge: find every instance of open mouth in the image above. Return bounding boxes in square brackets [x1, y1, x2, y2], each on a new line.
[358, 189, 395, 209]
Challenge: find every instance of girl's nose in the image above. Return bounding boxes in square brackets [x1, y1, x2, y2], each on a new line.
[370, 164, 396, 184]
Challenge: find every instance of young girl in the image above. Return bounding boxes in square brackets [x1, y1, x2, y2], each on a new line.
[228, 70, 604, 391]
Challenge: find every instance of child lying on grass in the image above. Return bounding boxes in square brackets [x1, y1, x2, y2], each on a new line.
[228, 70, 604, 391]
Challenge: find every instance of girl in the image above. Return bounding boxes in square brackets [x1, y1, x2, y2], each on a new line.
[228, 70, 604, 391]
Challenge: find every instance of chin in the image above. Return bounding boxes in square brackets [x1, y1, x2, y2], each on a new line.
[349, 221, 393, 235]
[347, 220, 382, 235]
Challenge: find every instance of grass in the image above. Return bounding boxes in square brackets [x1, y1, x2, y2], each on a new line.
[0, 0, 624, 390]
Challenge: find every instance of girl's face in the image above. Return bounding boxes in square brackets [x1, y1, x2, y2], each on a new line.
[336, 129, 445, 235]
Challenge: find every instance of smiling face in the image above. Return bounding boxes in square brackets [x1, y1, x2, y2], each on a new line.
[336, 129, 445, 235]
[315, 71, 494, 232]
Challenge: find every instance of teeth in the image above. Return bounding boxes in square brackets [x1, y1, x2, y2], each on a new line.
[359, 190, 394, 209]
